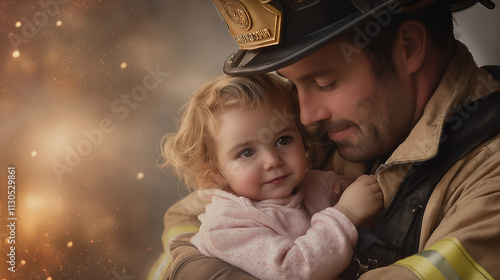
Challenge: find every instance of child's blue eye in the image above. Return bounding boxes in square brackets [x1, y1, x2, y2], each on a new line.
[239, 148, 254, 158]
[276, 136, 292, 146]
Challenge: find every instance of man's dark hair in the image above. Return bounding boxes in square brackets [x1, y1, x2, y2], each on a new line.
[364, 0, 456, 78]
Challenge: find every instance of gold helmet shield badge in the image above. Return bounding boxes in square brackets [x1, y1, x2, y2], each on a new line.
[213, 0, 282, 50]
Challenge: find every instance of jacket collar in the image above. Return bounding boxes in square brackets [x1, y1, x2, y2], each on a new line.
[382, 41, 497, 168]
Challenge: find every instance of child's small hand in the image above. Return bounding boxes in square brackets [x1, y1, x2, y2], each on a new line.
[334, 175, 383, 227]
[330, 176, 353, 202]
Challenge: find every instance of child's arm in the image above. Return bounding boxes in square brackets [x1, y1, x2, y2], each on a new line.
[191, 189, 360, 280]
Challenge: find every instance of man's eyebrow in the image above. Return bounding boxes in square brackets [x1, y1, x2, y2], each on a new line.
[276, 68, 338, 82]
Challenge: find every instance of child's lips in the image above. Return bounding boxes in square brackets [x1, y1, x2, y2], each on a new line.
[264, 175, 288, 185]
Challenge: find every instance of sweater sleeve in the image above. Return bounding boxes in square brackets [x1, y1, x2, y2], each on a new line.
[191, 190, 358, 280]
[301, 170, 343, 214]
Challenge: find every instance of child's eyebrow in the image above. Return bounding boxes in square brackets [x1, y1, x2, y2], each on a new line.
[226, 123, 298, 154]
[275, 121, 299, 134]
[227, 141, 252, 155]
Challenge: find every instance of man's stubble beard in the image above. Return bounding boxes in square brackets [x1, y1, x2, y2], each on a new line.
[325, 77, 412, 163]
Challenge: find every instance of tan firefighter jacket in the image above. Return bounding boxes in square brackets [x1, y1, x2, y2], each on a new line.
[148, 42, 500, 280]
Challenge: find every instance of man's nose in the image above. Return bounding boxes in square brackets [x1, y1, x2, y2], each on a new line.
[298, 90, 331, 126]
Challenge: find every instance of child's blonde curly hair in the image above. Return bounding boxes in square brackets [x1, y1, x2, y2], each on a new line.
[160, 73, 331, 191]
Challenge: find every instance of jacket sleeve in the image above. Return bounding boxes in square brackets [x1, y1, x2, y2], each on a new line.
[165, 233, 258, 280]
[147, 191, 256, 280]
[191, 193, 358, 280]
[360, 139, 500, 280]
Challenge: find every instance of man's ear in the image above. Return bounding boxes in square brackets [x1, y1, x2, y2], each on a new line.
[393, 20, 427, 74]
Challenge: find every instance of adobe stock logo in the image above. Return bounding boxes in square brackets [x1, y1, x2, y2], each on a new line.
[340, 0, 403, 63]
[51, 64, 170, 183]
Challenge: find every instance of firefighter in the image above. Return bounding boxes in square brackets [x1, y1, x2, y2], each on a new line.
[149, 0, 500, 279]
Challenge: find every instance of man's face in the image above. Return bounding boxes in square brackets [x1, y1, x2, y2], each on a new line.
[277, 40, 416, 162]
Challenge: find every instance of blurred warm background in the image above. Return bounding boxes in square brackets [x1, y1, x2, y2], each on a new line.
[0, 1, 499, 280]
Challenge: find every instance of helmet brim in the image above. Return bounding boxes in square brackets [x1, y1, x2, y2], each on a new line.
[223, 9, 365, 76]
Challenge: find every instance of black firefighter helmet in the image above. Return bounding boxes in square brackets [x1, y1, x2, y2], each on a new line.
[213, 0, 495, 76]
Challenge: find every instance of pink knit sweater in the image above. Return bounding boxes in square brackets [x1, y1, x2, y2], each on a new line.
[190, 170, 358, 280]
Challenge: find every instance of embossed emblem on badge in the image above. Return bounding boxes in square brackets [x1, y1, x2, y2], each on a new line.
[213, 0, 282, 50]
[222, 0, 251, 30]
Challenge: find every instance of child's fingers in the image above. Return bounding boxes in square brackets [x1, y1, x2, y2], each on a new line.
[365, 181, 382, 192]
[356, 174, 377, 184]
[374, 190, 384, 201]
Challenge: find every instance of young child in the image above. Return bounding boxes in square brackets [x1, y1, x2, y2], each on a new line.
[160, 73, 383, 280]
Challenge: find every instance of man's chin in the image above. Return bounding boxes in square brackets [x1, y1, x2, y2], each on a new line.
[336, 145, 375, 163]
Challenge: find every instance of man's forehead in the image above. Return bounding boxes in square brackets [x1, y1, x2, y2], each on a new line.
[277, 61, 340, 82]
[276, 41, 345, 80]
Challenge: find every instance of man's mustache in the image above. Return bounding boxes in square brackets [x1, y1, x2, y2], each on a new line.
[318, 119, 357, 132]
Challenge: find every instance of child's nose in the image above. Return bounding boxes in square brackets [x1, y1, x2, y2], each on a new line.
[263, 150, 283, 170]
